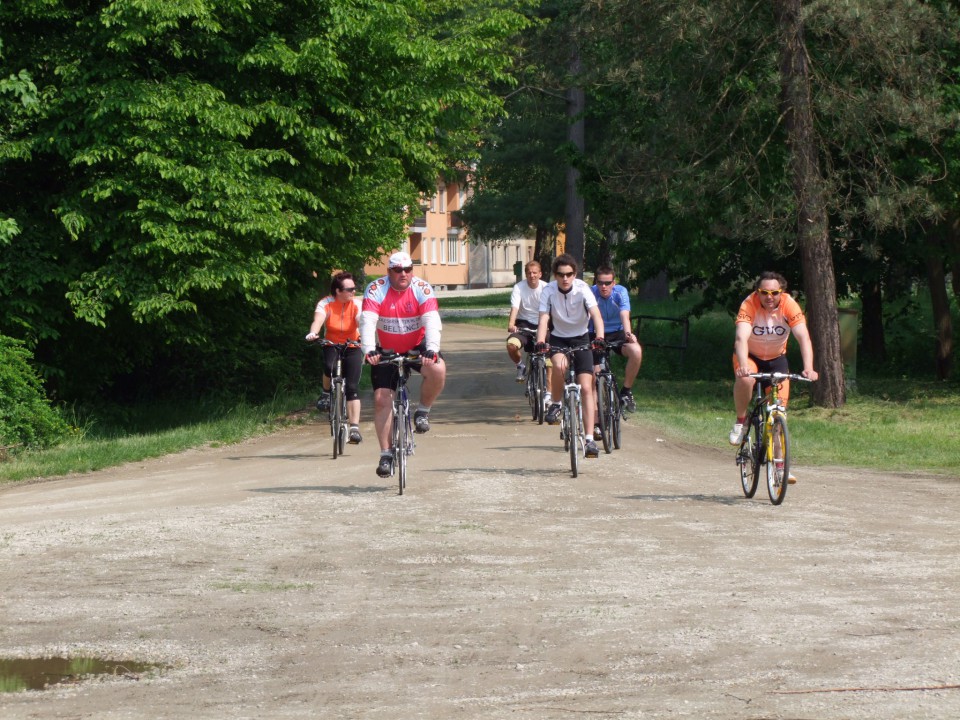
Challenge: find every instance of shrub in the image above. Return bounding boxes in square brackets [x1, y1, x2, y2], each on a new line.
[0, 335, 70, 452]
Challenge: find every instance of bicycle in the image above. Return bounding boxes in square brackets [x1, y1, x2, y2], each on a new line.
[511, 328, 549, 424]
[378, 349, 420, 495]
[735, 371, 812, 505]
[550, 343, 594, 478]
[311, 339, 360, 459]
[594, 339, 628, 454]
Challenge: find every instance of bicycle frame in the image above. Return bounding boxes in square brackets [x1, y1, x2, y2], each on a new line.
[594, 340, 627, 453]
[551, 344, 592, 478]
[737, 371, 810, 505]
[314, 339, 360, 459]
[380, 350, 419, 495]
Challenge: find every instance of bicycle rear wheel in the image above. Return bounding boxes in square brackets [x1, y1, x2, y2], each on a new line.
[767, 415, 790, 505]
[738, 420, 759, 498]
[568, 391, 580, 477]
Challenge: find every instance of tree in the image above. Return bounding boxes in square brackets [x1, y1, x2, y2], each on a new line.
[0, 0, 529, 399]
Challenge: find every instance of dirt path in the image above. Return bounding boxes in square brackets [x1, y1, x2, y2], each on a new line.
[2, 323, 959, 719]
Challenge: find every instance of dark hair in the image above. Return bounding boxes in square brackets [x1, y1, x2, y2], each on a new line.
[552, 253, 578, 276]
[754, 271, 787, 292]
[330, 271, 355, 295]
[594, 265, 615, 279]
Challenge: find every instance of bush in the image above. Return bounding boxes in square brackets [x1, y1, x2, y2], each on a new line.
[0, 336, 70, 452]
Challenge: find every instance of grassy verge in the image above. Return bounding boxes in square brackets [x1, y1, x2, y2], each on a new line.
[446, 316, 960, 477]
[0, 392, 317, 484]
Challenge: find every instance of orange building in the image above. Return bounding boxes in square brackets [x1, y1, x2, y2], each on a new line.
[365, 179, 536, 290]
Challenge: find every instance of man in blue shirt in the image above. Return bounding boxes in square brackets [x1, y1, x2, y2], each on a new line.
[589, 265, 642, 416]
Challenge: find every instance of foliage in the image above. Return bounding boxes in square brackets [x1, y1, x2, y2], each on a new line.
[0, 0, 530, 401]
[0, 335, 70, 450]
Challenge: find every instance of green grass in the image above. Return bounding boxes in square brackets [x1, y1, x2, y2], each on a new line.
[0, 392, 318, 484]
[439, 292, 512, 309]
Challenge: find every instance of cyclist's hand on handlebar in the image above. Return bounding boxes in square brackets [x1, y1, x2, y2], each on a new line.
[365, 350, 381, 365]
[305, 331, 320, 342]
[535, 341, 549, 354]
[592, 336, 607, 351]
[422, 349, 439, 364]
[507, 324, 517, 334]
[801, 368, 819, 381]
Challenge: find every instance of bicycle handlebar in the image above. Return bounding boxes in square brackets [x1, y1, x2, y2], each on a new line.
[375, 349, 423, 367]
[748, 372, 813, 382]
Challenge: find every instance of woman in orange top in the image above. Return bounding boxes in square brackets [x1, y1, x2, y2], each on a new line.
[306, 272, 364, 444]
[729, 272, 818, 452]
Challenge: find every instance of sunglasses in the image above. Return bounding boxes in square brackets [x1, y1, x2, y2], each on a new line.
[339, 286, 357, 293]
[758, 289, 782, 297]
[390, 266, 414, 274]
[555, 271, 575, 279]
[596, 280, 614, 287]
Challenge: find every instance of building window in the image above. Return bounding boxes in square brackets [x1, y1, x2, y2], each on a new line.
[432, 237, 438, 264]
[447, 234, 459, 264]
[439, 186, 446, 213]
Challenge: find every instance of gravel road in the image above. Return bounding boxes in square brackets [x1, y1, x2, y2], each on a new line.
[1, 322, 959, 719]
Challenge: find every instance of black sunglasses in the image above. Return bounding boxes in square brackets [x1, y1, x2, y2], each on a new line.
[596, 280, 614, 286]
[339, 286, 357, 292]
[390, 266, 414, 273]
[555, 271, 575, 279]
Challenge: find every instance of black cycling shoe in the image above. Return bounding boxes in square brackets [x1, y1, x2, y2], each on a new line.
[376, 455, 393, 477]
[316, 393, 331, 412]
[414, 411, 431, 434]
[585, 440, 600, 458]
[620, 389, 636, 412]
[545, 403, 562, 425]
[348, 427, 362, 444]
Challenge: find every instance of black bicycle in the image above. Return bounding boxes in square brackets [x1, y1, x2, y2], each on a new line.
[513, 329, 549, 424]
[378, 350, 420, 495]
[594, 339, 628, 454]
[311, 339, 360, 459]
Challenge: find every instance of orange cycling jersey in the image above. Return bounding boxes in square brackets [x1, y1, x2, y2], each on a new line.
[735, 292, 806, 361]
[316, 296, 361, 343]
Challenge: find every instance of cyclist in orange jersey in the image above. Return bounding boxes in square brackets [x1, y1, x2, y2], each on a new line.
[306, 271, 364, 444]
[729, 272, 819, 456]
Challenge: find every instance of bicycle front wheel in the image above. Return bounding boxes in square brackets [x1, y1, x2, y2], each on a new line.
[392, 409, 406, 495]
[534, 361, 547, 425]
[331, 385, 344, 459]
[738, 421, 759, 498]
[609, 382, 622, 450]
[568, 391, 580, 478]
[596, 375, 613, 454]
[767, 415, 790, 505]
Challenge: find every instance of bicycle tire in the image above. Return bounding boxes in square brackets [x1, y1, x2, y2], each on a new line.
[738, 418, 759, 498]
[392, 408, 406, 495]
[331, 384, 343, 459]
[596, 374, 613, 454]
[568, 390, 580, 478]
[535, 360, 547, 425]
[767, 414, 789, 505]
[526, 363, 539, 422]
[610, 384, 622, 450]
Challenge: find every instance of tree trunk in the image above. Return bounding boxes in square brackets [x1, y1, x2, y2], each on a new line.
[925, 233, 953, 380]
[565, 41, 585, 276]
[534, 225, 552, 271]
[775, 0, 845, 407]
[947, 214, 960, 300]
[859, 279, 886, 362]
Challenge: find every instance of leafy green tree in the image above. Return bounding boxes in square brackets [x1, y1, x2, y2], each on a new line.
[1, 0, 528, 400]
[0, 335, 70, 450]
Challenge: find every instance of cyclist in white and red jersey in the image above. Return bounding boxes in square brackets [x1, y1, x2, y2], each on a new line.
[729, 272, 819, 480]
[361, 251, 446, 478]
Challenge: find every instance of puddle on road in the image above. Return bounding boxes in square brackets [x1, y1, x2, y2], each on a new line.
[0, 657, 162, 692]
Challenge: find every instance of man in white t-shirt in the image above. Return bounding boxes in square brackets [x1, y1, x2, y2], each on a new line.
[506, 261, 553, 401]
[536, 253, 605, 459]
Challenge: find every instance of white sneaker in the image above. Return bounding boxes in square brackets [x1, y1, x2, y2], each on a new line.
[728, 422, 745, 446]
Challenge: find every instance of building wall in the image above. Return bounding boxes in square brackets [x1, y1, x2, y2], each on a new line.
[366, 180, 537, 289]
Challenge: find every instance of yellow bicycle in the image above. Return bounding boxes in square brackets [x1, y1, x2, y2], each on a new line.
[735, 372, 812, 505]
